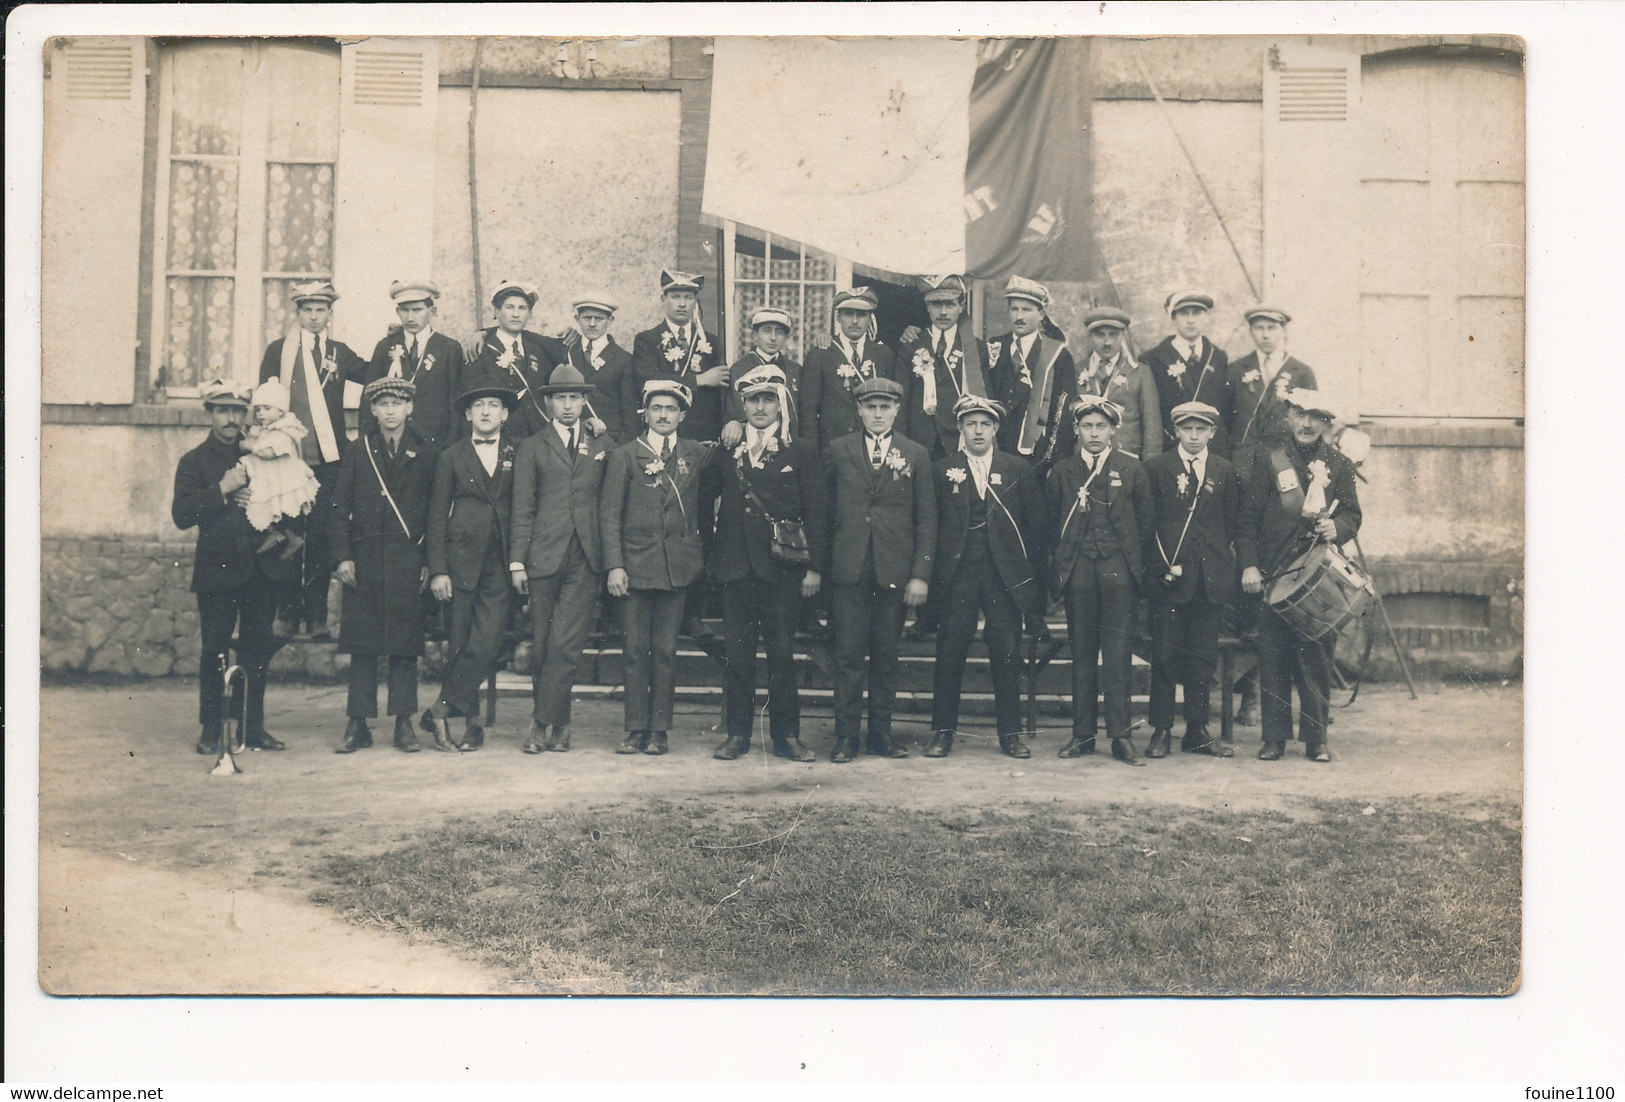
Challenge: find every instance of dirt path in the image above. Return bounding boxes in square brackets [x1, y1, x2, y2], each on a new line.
[34, 678, 1521, 993]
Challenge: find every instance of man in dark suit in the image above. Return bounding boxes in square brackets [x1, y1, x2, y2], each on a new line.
[628, 269, 729, 444]
[508, 363, 611, 753]
[171, 379, 291, 755]
[1142, 291, 1235, 460]
[331, 377, 440, 753]
[1142, 401, 1241, 759]
[1046, 394, 1155, 765]
[926, 396, 1042, 759]
[720, 306, 812, 452]
[462, 279, 568, 440]
[701, 365, 828, 762]
[1226, 303, 1317, 728]
[1074, 307, 1163, 463]
[257, 280, 369, 637]
[806, 288, 903, 453]
[568, 291, 638, 446]
[824, 376, 936, 762]
[899, 275, 995, 461]
[1239, 385, 1362, 763]
[419, 375, 521, 753]
[601, 380, 713, 756]
[362, 280, 466, 451]
[996, 276, 1077, 474]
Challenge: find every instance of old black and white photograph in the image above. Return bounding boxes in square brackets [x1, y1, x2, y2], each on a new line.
[6, 0, 1616, 1090]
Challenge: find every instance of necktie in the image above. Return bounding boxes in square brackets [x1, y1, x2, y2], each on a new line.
[1187, 458, 1199, 494]
[313, 337, 325, 378]
[870, 437, 884, 469]
[567, 427, 578, 458]
[935, 332, 946, 360]
[661, 435, 672, 461]
[473, 438, 496, 447]
[408, 336, 420, 371]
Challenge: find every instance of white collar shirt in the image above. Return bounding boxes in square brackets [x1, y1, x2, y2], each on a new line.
[966, 449, 994, 497]
[554, 419, 578, 452]
[665, 320, 694, 347]
[866, 431, 892, 466]
[1174, 336, 1203, 363]
[582, 335, 605, 363]
[1181, 447, 1208, 486]
[747, 426, 776, 466]
[1014, 331, 1040, 363]
[470, 433, 501, 476]
[644, 430, 674, 459]
[839, 335, 867, 365]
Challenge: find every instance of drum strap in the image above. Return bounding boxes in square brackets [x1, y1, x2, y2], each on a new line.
[1269, 447, 1307, 516]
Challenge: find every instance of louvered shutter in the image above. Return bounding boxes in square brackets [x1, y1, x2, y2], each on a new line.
[43, 37, 147, 404]
[332, 38, 439, 349]
[1262, 43, 1361, 419]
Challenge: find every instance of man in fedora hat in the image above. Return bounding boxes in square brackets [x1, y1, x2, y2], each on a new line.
[1142, 291, 1234, 459]
[629, 269, 729, 444]
[899, 274, 995, 461]
[1227, 303, 1317, 727]
[1238, 385, 1361, 763]
[995, 275, 1077, 473]
[257, 280, 369, 636]
[363, 279, 466, 450]
[1143, 400, 1242, 760]
[601, 379, 714, 756]
[463, 279, 568, 440]
[508, 362, 610, 753]
[1075, 306, 1162, 463]
[171, 378, 291, 755]
[419, 375, 522, 753]
[332, 376, 440, 753]
[1047, 394, 1154, 765]
[700, 364, 828, 763]
[824, 375, 935, 762]
[807, 288, 903, 453]
[567, 290, 638, 446]
[926, 395, 1042, 759]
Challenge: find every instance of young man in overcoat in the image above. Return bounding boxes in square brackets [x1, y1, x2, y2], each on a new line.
[926, 395, 1043, 759]
[1073, 307, 1163, 462]
[566, 291, 638, 446]
[508, 363, 610, 753]
[600, 380, 713, 756]
[332, 376, 440, 753]
[420, 375, 521, 753]
[806, 288, 902, 453]
[1141, 291, 1234, 459]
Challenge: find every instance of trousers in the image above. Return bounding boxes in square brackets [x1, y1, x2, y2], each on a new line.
[1257, 608, 1331, 744]
[1063, 550, 1138, 741]
[528, 535, 599, 727]
[435, 538, 512, 718]
[283, 460, 341, 624]
[622, 587, 686, 733]
[196, 570, 278, 729]
[932, 529, 1023, 738]
[348, 653, 418, 717]
[1149, 591, 1223, 731]
[831, 559, 909, 743]
[720, 574, 802, 742]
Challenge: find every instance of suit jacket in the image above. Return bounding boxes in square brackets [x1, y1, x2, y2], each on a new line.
[628, 323, 727, 443]
[824, 431, 936, 588]
[898, 329, 996, 456]
[701, 434, 829, 584]
[805, 339, 902, 452]
[330, 426, 439, 655]
[1141, 335, 1235, 459]
[426, 433, 517, 590]
[1227, 352, 1317, 484]
[985, 331, 1075, 469]
[464, 328, 568, 439]
[600, 435, 710, 590]
[508, 421, 610, 577]
[172, 433, 295, 594]
[258, 333, 368, 467]
[569, 336, 637, 445]
[724, 352, 811, 446]
[1238, 437, 1363, 578]
[1071, 350, 1163, 462]
[1141, 448, 1241, 602]
[363, 329, 467, 450]
[1044, 448, 1153, 597]
[932, 449, 1043, 614]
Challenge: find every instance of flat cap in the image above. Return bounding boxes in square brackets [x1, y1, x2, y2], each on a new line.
[1083, 306, 1132, 333]
[921, 274, 968, 303]
[1004, 275, 1051, 310]
[1283, 385, 1337, 420]
[852, 376, 904, 403]
[749, 306, 794, 331]
[1165, 290, 1214, 315]
[290, 280, 339, 305]
[953, 394, 1005, 423]
[833, 288, 879, 313]
[572, 291, 620, 315]
[490, 279, 538, 309]
[660, 269, 705, 294]
[640, 378, 693, 411]
[363, 376, 416, 404]
[1070, 393, 1122, 426]
[389, 279, 440, 305]
[1170, 400, 1221, 426]
[1244, 303, 1292, 326]
[199, 377, 251, 408]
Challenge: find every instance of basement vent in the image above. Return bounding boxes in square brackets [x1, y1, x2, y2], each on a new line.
[1277, 66, 1349, 122]
[353, 49, 424, 107]
[61, 41, 135, 100]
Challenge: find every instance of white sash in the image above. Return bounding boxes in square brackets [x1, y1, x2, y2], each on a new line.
[280, 330, 341, 463]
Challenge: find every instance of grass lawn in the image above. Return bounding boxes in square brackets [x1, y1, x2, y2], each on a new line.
[308, 796, 1520, 995]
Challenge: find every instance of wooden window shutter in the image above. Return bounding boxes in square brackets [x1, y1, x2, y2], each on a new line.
[333, 38, 439, 350]
[43, 37, 147, 404]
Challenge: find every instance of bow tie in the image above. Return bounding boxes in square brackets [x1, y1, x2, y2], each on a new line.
[472, 438, 498, 447]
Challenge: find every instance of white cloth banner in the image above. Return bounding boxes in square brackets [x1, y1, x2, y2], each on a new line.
[704, 37, 976, 275]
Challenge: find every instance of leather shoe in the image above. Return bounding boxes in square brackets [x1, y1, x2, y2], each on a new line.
[1258, 741, 1285, 761]
[1306, 741, 1332, 763]
[196, 726, 222, 755]
[335, 718, 371, 754]
[870, 737, 909, 759]
[714, 734, 749, 760]
[245, 728, 286, 751]
[522, 721, 547, 755]
[1146, 728, 1172, 759]
[831, 737, 859, 764]
[773, 736, 815, 762]
[1188, 727, 1235, 757]
[1112, 737, 1145, 766]
[1000, 735, 1032, 759]
[1057, 735, 1095, 758]
[420, 709, 459, 753]
[645, 731, 669, 756]
[923, 731, 953, 758]
[545, 726, 571, 752]
[1236, 697, 1261, 727]
[393, 715, 420, 753]
[460, 723, 484, 751]
[618, 731, 649, 754]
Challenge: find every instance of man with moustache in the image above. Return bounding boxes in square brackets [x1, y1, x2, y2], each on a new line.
[994, 276, 1078, 473]
[898, 274, 996, 461]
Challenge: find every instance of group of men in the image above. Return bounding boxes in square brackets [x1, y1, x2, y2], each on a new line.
[173, 265, 1360, 765]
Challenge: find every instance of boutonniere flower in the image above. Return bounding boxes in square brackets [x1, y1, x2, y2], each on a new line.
[989, 339, 1003, 363]
[389, 344, 405, 369]
[837, 363, 858, 380]
[1176, 471, 1190, 495]
[1076, 485, 1091, 509]
[663, 345, 684, 364]
[946, 467, 967, 494]
[1109, 374, 1125, 389]
[1166, 361, 1187, 382]
[420, 353, 436, 375]
[644, 458, 666, 476]
[496, 347, 516, 370]
[501, 458, 513, 471]
[912, 347, 934, 373]
[732, 442, 749, 463]
[1307, 458, 1331, 490]
[695, 335, 712, 355]
[990, 472, 1003, 486]
[1242, 367, 1261, 385]
[884, 449, 909, 478]
[1274, 374, 1292, 398]
[859, 359, 875, 378]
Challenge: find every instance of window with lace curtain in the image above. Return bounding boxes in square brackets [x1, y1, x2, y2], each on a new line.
[721, 223, 851, 363]
[151, 40, 339, 395]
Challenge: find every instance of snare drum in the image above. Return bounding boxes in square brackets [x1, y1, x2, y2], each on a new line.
[1265, 541, 1375, 642]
